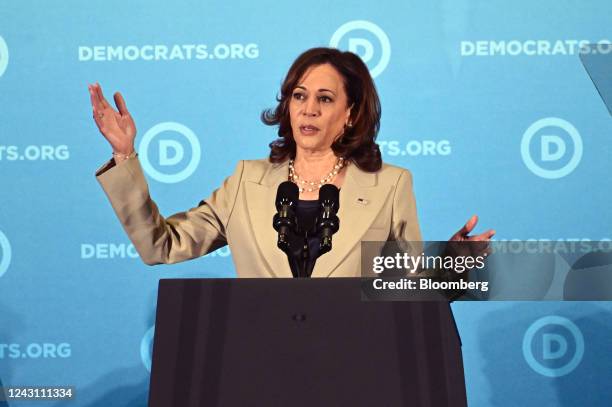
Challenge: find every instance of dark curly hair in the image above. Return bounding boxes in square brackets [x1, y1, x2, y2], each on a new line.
[261, 47, 382, 172]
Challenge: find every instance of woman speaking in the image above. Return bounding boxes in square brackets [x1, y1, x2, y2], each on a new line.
[88, 47, 494, 278]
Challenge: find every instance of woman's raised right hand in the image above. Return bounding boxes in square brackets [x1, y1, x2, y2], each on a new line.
[88, 82, 136, 155]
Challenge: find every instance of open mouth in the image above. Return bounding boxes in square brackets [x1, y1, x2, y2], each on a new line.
[299, 125, 320, 135]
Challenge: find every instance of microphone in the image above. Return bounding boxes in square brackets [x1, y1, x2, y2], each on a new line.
[317, 184, 340, 255]
[273, 181, 299, 253]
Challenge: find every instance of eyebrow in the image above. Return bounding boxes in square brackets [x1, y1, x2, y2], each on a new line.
[295, 85, 336, 96]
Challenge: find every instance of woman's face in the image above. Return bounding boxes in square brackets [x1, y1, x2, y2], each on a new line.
[289, 63, 352, 154]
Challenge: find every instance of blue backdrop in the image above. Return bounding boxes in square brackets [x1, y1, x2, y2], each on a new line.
[1, 1, 611, 405]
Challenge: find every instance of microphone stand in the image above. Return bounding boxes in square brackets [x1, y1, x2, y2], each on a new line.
[281, 225, 330, 278]
[274, 182, 339, 278]
[277, 225, 306, 278]
[302, 231, 316, 278]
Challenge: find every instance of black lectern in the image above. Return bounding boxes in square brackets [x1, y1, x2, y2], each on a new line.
[148, 278, 466, 407]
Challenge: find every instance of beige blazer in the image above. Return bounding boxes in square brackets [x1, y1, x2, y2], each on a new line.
[96, 157, 422, 278]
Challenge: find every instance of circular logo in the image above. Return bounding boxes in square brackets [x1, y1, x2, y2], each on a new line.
[521, 117, 583, 179]
[330, 20, 391, 78]
[139, 122, 201, 184]
[522, 315, 584, 377]
[0, 230, 12, 278]
[0, 36, 8, 78]
[140, 325, 155, 372]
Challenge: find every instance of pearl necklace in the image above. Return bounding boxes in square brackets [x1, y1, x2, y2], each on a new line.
[288, 157, 345, 193]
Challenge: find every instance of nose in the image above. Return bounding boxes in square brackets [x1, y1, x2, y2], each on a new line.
[303, 97, 320, 117]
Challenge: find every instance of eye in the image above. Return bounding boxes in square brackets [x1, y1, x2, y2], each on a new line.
[292, 92, 305, 100]
[319, 96, 333, 103]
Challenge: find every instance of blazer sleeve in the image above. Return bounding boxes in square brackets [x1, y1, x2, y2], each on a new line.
[390, 169, 423, 245]
[95, 156, 244, 265]
[390, 169, 466, 300]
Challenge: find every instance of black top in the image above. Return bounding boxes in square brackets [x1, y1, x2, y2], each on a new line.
[293, 199, 321, 278]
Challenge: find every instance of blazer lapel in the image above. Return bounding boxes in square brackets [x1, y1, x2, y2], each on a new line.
[312, 164, 392, 277]
[245, 161, 294, 278]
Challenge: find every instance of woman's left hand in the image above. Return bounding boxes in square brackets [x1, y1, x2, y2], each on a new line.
[446, 215, 495, 260]
[450, 215, 495, 242]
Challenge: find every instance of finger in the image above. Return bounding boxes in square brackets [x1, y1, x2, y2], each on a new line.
[470, 229, 496, 241]
[95, 82, 111, 108]
[459, 215, 478, 236]
[113, 92, 129, 116]
[89, 84, 103, 112]
[469, 234, 487, 242]
[92, 83, 103, 105]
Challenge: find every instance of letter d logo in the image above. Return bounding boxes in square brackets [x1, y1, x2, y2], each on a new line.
[541, 136, 566, 161]
[139, 122, 201, 184]
[159, 140, 184, 166]
[521, 117, 582, 179]
[330, 21, 391, 78]
[523, 315, 584, 377]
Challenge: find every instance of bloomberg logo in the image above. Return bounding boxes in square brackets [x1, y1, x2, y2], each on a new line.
[521, 117, 582, 179]
[0, 35, 8, 78]
[330, 20, 391, 78]
[522, 315, 584, 377]
[139, 122, 201, 184]
[0, 230, 12, 278]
